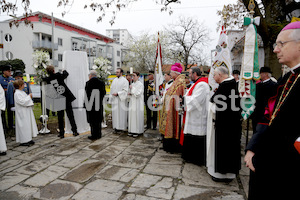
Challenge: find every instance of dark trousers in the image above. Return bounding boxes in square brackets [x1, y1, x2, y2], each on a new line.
[57, 100, 77, 135]
[1, 110, 7, 132]
[1, 106, 14, 131]
[146, 106, 157, 129]
[90, 120, 102, 139]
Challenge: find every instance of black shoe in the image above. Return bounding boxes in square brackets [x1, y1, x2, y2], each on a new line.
[73, 132, 79, 137]
[20, 142, 30, 146]
[28, 140, 35, 145]
[88, 136, 98, 140]
[58, 134, 64, 138]
[211, 176, 233, 183]
[0, 152, 7, 156]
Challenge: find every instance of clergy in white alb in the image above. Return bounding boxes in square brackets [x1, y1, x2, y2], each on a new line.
[128, 72, 144, 137]
[110, 68, 129, 131]
[181, 67, 209, 166]
[0, 85, 7, 155]
[14, 80, 38, 145]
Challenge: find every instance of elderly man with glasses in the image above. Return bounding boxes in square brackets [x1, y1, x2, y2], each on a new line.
[245, 21, 300, 200]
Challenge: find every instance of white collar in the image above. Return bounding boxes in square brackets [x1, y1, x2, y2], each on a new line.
[290, 63, 300, 74]
[262, 78, 271, 83]
[221, 76, 234, 83]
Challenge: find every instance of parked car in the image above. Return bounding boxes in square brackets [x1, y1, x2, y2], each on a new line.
[30, 84, 41, 102]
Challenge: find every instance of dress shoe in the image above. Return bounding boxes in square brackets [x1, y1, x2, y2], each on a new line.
[0, 152, 7, 156]
[20, 142, 30, 146]
[73, 132, 79, 137]
[88, 136, 98, 140]
[28, 140, 35, 145]
[211, 176, 233, 183]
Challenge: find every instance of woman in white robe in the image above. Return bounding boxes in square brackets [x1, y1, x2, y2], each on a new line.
[128, 72, 144, 137]
[14, 80, 38, 146]
[0, 85, 7, 155]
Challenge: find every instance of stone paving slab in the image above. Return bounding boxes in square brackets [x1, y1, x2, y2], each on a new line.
[56, 149, 95, 168]
[110, 154, 150, 169]
[96, 165, 140, 183]
[0, 172, 29, 191]
[61, 159, 106, 183]
[33, 179, 83, 200]
[14, 155, 66, 175]
[181, 163, 239, 190]
[143, 163, 182, 178]
[24, 165, 69, 187]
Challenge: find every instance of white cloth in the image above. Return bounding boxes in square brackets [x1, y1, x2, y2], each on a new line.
[63, 50, 90, 134]
[128, 81, 144, 134]
[162, 80, 173, 101]
[0, 85, 7, 152]
[14, 89, 38, 143]
[183, 81, 209, 136]
[110, 76, 129, 130]
[206, 102, 236, 179]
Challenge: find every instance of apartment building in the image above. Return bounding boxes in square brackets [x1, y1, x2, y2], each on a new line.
[0, 12, 127, 74]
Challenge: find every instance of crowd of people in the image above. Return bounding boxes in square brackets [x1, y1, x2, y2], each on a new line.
[0, 21, 299, 199]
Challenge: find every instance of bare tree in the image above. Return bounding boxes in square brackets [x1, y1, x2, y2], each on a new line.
[123, 31, 173, 73]
[165, 16, 210, 69]
[0, 0, 181, 27]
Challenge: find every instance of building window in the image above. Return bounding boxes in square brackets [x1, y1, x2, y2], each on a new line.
[58, 54, 63, 62]
[117, 62, 120, 67]
[117, 51, 120, 57]
[72, 42, 78, 50]
[6, 51, 13, 60]
[5, 34, 12, 42]
[58, 38, 63, 46]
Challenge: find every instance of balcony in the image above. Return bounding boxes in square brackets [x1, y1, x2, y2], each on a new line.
[32, 40, 58, 50]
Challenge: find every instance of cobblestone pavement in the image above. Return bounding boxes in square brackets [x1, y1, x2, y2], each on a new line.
[0, 128, 249, 200]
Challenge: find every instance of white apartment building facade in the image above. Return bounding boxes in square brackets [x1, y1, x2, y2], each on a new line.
[0, 12, 127, 74]
[106, 29, 132, 47]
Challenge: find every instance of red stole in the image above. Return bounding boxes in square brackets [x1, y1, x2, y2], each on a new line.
[179, 77, 208, 145]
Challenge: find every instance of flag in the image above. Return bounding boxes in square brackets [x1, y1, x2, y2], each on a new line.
[239, 16, 260, 120]
[208, 25, 232, 95]
[154, 32, 164, 96]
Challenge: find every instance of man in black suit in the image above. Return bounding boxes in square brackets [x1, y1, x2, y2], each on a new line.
[144, 70, 157, 130]
[251, 66, 278, 132]
[85, 70, 106, 140]
[44, 65, 78, 138]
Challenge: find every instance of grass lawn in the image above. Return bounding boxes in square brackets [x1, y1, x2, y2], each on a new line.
[32, 103, 58, 124]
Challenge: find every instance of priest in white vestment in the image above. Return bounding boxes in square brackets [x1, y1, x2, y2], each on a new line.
[0, 85, 7, 155]
[181, 67, 209, 166]
[128, 72, 144, 137]
[14, 80, 38, 146]
[110, 68, 129, 132]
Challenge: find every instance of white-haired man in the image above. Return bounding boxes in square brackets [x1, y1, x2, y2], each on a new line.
[207, 66, 241, 183]
[85, 70, 106, 140]
[245, 21, 300, 200]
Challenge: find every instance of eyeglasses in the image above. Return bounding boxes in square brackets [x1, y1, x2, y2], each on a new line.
[273, 40, 298, 49]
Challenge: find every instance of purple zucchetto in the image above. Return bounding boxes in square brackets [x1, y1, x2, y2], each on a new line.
[281, 21, 300, 32]
[171, 63, 183, 73]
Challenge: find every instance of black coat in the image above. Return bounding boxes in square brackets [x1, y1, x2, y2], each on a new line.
[43, 70, 76, 102]
[211, 78, 242, 174]
[251, 79, 278, 126]
[84, 77, 106, 123]
[248, 67, 300, 199]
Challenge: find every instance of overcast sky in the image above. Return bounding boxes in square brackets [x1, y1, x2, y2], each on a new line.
[0, 0, 238, 61]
